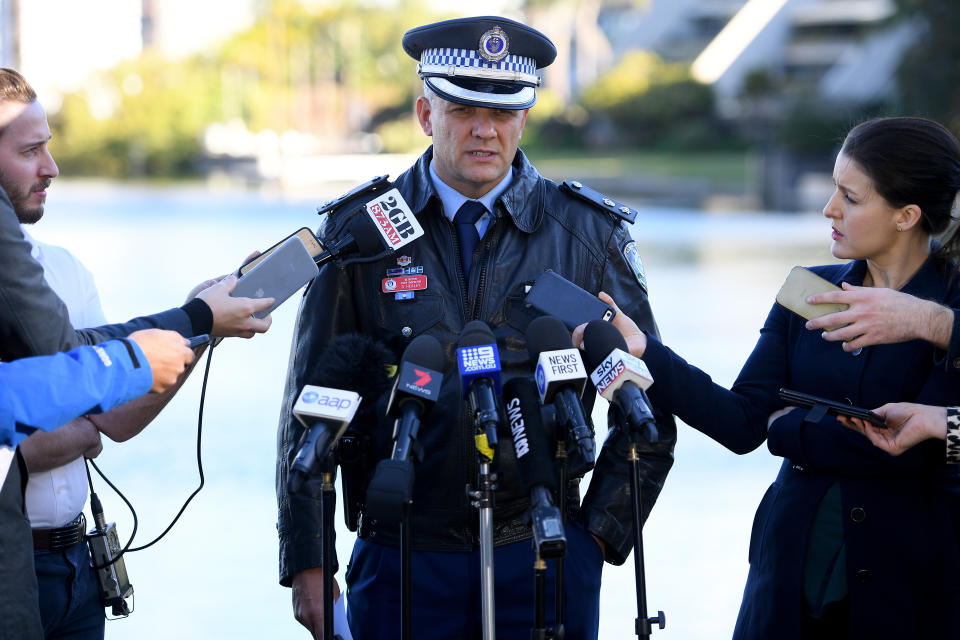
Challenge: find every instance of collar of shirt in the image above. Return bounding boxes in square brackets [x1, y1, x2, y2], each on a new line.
[428, 160, 513, 240]
[19, 224, 42, 261]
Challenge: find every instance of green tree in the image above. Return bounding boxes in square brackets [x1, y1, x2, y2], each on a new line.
[894, 0, 960, 132]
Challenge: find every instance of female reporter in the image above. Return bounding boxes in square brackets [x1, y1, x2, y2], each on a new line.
[583, 118, 960, 639]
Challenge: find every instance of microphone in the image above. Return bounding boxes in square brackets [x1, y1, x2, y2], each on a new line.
[582, 320, 659, 443]
[503, 377, 566, 558]
[456, 320, 502, 459]
[287, 334, 393, 494]
[526, 315, 594, 476]
[365, 334, 444, 523]
[316, 188, 425, 266]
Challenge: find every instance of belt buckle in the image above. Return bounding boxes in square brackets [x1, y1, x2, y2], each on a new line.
[46, 514, 86, 552]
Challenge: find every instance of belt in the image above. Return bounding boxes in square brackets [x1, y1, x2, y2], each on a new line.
[32, 515, 86, 552]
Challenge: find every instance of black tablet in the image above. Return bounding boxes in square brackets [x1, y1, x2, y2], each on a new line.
[778, 388, 887, 428]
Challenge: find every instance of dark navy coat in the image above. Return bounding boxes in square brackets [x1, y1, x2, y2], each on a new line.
[642, 256, 960, 639]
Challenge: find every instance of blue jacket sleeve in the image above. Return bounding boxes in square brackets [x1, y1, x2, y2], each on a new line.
[765, 409, 944, 477]
[640, 301, 791, 455]
[0, 339, 153, 447]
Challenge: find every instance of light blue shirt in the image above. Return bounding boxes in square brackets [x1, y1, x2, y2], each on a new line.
[428, 161, 514, 240]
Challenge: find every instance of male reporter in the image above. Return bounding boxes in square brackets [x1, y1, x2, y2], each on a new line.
[277, 16, 675, 639]
[1, 329, 193, 640]
[0, 67, 274, 638]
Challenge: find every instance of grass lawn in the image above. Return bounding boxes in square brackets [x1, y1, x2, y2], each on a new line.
[525, 149, 752, 185]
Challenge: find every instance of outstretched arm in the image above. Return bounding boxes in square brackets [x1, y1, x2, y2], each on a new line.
[805, 283, 954, 351]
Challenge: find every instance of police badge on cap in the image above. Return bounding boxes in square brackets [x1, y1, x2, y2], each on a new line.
[402, 15, 557, 110]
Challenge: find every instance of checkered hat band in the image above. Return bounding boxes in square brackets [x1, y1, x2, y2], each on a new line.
[420, 48, 538, 76]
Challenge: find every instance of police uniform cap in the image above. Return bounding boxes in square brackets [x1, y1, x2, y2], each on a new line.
[402, 15, 557, 111]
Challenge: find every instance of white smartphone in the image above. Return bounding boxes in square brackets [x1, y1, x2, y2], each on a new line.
[775, 266, 848, 328]
[238, 227, 324, 276]
[231, 236, 319, 318]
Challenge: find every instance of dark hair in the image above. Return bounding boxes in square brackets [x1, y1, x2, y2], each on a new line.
[841, 117, 960, 237]
[0, 68, 37, 138]
[0, 67, 36, 104]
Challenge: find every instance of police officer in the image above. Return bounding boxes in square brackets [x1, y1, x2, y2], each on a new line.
[276, 15, 676, 640]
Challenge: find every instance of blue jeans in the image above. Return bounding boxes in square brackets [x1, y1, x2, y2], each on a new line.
[345, 521, 603, 639]
[34, 543, 104, 640]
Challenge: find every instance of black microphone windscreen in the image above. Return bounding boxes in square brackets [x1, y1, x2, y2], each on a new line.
[401, 334, 444, 371]
[525, 315, 573, 360]
[346, 214, 386, 256]
[306, 334, 394, 418]
[503, 377, 558, 492]
[458, 320, 495, 348]
[583, 320, 629, 371]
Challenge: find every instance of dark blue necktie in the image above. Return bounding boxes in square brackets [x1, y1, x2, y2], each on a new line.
[453, 200, 486, 279]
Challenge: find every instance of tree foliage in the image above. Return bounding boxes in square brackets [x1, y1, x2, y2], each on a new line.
[51, 0, 440, 176]
[893, 0, 960, 133]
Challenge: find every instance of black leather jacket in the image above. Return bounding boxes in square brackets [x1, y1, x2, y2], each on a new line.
[275, 148, 676, 586]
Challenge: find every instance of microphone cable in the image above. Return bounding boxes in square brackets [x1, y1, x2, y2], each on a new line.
[85, 336, 217, 568]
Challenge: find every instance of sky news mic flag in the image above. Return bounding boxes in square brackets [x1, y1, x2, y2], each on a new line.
[583, 320, 659, 443]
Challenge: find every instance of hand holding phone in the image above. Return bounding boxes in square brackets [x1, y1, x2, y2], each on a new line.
[238, 227, 324, 276]
[232, 236, 319, 318]
[524, 270, 616, 330]
[775, 267, 848, 329]
[778, 388, 887, 428]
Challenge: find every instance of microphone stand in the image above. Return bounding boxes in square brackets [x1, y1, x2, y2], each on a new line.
[533, 550, 548, 640]
[320, 456, 337, 640]
[401, 499, 412, 640]
[466, 418, 498, 640]
[553, 438, 567, 640]
[611, 402, 665, 639]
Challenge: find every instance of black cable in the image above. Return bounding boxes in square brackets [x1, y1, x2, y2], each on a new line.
[128, 338, 215, 551]
[84, 339, 216, 565]
[86, 457, 138, 570]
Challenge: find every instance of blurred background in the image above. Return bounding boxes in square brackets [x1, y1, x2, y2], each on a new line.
[4, 0, 958, 638]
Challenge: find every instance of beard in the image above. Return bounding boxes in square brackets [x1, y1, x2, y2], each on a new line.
[0, 173, 49, 224]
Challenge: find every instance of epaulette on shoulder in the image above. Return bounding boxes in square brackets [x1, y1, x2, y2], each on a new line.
[560, 180, 638, 224]
[316, 174, 391, 216]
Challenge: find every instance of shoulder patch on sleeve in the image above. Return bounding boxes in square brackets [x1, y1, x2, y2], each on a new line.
[317, 174, 390, 216]
[621, 240, 648, 293]
[560, 180, 638, 224]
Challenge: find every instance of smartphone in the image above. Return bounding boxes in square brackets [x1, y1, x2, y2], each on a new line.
[775, 266, 848, 327]
[524, 269, 616, 330]
[187, 334, 210, 349]
[231, 236, 320, 318]
[778, 388, 887, 428]
[238, 227, 324, 276]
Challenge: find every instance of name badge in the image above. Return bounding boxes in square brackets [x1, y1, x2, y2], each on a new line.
[382, 275, 427, 293]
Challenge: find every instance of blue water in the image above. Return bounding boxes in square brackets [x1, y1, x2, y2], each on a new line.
[31, 180, 837, 639]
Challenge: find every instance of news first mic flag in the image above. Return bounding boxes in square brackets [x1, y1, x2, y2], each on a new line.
[535, 347, 587, 402]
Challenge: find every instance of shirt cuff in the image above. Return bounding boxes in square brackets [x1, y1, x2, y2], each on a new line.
[946, 407, 960, 464]
[181, 298, 213, 336]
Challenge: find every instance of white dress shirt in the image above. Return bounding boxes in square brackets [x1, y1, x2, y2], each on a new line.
[21, 226, 108, 528]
